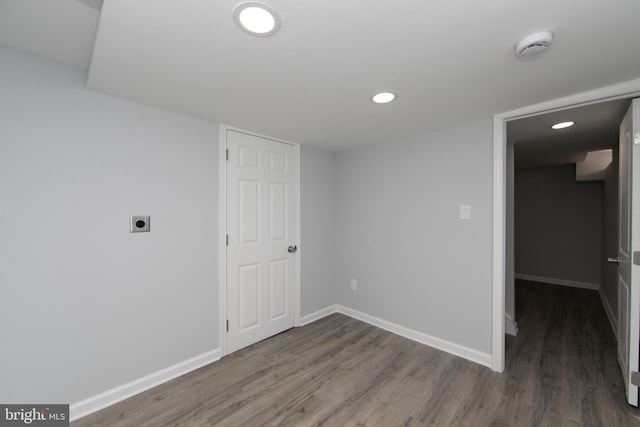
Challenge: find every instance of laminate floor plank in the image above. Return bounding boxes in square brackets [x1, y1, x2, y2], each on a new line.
[72, 281, 640, 426]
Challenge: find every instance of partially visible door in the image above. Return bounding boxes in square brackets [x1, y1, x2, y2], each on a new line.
[226, 129, 296, 354]
[617, 98, 640, 406]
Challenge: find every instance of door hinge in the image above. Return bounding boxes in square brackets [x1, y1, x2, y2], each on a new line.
[632, 371, 640, 387]
[226, 319, 229, 332]
[634, 251, 640, 266]
[226, 234, 229, 246]
[226, 148, 229, 161]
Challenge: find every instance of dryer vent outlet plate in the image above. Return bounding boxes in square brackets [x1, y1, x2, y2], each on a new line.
[130, 215, 150, 232]
[515, 31, 554, 57]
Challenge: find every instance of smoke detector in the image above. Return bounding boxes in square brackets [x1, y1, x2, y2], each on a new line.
[515, 31, 554, 57]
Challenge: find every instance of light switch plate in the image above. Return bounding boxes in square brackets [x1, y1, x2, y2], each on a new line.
[130, 215, 150, 232]
[460, 205, 471, 220]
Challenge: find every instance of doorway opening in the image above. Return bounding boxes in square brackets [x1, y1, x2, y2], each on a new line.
[492, 80, 640, 374]
[506, 98, 629, 342]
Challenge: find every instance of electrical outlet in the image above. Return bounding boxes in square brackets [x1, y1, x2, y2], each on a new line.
[350, 278, 357, 290]
[130, 215, 150, 232]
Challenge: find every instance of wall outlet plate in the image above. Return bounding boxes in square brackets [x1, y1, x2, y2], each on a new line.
[130, 215, 150, 232]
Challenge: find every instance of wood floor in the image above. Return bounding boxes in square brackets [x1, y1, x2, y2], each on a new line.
[72, 281, 640, 426]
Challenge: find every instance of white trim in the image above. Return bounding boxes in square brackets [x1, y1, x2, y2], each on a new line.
[294, 143, 301, 327]
[599, 287, 619, 339]
[515, 274, 600, 290]
[219, 124, 302, 353]
[337, 305, 492, 368]
[70, 349, 221, 422]
[492, 113, 506, 372]
[492, 77, 640, 374]
[303, 304, 492, 367]
[505, 313, 518, 336]
[218, 125, 228, 357]
[300, 305, 338, 326]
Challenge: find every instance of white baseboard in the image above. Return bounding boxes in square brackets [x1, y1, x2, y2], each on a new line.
[599, 287, 618, 339]
[505, 313, 518, 336]
[70, 348, 221, 422]
[71, 304, 495, 421]
[300, 305, 338, 326]
[515, 274, 600, 291]
[336, 305, 492, 368]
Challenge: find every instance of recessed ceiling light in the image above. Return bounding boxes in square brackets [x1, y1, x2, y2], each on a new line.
[551, 121, 575, 130]
[234, 2, 280, 37]
[371, 92, 396, 104]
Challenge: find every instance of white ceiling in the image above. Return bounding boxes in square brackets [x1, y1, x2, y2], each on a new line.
[2, 0, 640, 152]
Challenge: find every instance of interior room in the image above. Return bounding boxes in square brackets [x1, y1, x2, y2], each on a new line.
[2, 0, 640, 425]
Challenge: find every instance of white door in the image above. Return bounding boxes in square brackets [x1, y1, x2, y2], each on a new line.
[226, 129, 297, 353]
[617, 98, 640, 406]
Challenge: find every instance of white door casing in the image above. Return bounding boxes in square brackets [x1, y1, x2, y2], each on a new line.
[225, 129, 297, 354]
[617, 98, 640, 406]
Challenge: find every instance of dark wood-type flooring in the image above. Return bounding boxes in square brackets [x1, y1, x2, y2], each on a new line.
[73, 280, 640, 426]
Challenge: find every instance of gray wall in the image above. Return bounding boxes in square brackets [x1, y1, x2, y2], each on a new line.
[300, 146, 337, 316]
[0, 47, 220, 403]
[515, 164, 603, 285]
[0, 47, 337, 405]
[335, 120, 494, 354]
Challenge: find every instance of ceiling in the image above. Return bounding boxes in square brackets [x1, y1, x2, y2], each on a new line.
[508, 98, 631, 169]
[1, 0, 640, 152]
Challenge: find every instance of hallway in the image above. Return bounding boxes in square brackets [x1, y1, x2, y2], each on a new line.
[507, 280, 640, 425]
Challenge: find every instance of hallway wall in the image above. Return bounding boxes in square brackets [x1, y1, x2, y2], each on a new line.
[515, 164, 603, 288]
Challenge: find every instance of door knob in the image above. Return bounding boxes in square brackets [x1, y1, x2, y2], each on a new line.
[288, 245, 298, 254]
[607, 257, 620, 265]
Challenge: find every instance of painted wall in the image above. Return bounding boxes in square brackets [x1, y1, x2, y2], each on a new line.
[300, 146, 337, 317]
[0, 47, 221, 404]
[335, 120, 494, 355]
[514, 164, 603, 286]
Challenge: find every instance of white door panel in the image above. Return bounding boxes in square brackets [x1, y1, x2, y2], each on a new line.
[269, 259, 288, 319]
[239, 180, 260, 244]
[238, 263, 260, 330]
[618, 98, 640, 406]
[270, 182, 287, 240]
[227, 130, 296, 353]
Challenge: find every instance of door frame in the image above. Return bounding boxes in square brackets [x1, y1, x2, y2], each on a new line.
[491, 78, 640, 372]
[218, 124, 301, 357]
